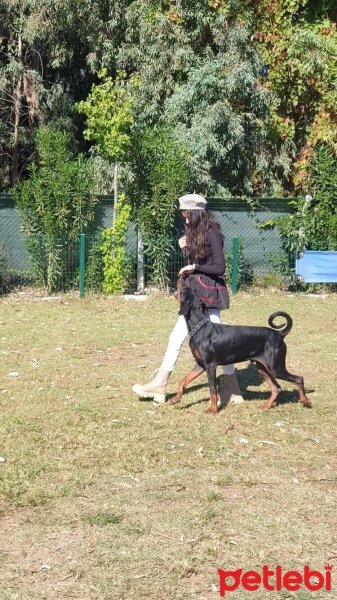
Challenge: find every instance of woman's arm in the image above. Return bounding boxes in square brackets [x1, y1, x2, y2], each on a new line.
[195, 228, 225, 276]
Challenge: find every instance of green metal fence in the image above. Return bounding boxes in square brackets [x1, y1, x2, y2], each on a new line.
[0, 193, 296, 296]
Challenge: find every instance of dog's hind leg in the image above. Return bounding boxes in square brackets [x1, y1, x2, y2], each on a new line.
[255, 360, 282, 410]
[205, 363, 219, 414]
[168, 364, 204, 405]
[273, 365, 311, 408]
[269, 344, 312, 408]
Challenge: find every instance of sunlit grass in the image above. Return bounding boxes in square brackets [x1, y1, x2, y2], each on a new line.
[0, 290, 336, 599]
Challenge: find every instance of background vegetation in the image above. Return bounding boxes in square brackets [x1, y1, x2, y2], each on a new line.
[1, 1, 336, 193]
[13, 128, 97, 293]
[1, 0, 336, 292]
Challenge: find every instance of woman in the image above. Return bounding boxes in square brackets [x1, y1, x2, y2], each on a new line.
[132, 193, 243, 404]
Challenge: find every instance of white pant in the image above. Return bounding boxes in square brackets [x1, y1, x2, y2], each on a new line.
[160, 309, 235, 375]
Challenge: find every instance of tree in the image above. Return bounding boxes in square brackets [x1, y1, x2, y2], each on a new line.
[77, 70, 136, 222]
[0, 0, 48, 186]
[77, 70, 190, 289]
[127, 125, 189, 288]
[251, 0, 337, 191]
[3, 0, 335, 202]
[76, 71, 137, 292]
[0, 0, 130, 189]
[117, 0, 285, 196]
[77, 71, 135, 161]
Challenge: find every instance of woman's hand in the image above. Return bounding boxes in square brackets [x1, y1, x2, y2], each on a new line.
[178, 235, 187, 249]
[179, 264, 195, 278]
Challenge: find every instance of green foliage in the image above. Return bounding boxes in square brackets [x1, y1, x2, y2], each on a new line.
[14, 127, 97, 292]
[0, 0, 86, 188]
[0, 242, 11, 293]
[265, 145, 337, 254]
[77, 71, 136, 163]
[304, 145, 337, 249]
[127, 126, 189, 289]
[253, 0, 337, 190]
[121, 0, 283, 196]
[225, 239, 250, 290]
[101, 194, 131, 294]
[85, 239, 104, 292]
[2, 0, 336, 202]
[266, 252, 295, 289]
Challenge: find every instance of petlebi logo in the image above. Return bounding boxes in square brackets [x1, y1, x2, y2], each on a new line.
[217, 565, 333, 596]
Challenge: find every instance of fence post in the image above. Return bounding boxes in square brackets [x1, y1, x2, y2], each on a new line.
[231, 237, 239, 294]
[137, 229, 145, 293]
[79, 233, 86, 298]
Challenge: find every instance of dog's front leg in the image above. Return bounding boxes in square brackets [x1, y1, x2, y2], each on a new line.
[205, 363, 219, 414]
[168, 364, 204, 405]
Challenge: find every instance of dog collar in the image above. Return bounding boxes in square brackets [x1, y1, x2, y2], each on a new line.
[188, 317, 209, 339]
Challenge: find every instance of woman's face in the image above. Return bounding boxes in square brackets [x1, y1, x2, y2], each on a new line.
[181, 209, 189, 223]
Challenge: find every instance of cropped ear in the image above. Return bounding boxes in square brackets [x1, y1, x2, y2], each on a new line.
[179, 298, 191, 316]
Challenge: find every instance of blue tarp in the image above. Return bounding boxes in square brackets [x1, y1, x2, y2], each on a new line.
[296, 250, 337, 283]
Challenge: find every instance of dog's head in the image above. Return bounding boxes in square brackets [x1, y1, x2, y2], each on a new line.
[175, 278, 200, 317]
[178, 285, 195, 316]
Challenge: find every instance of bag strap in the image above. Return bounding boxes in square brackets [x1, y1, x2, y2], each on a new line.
[197, 274, 227, 289]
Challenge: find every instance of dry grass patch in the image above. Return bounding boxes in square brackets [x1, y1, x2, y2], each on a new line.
[0, 291, 337, 599]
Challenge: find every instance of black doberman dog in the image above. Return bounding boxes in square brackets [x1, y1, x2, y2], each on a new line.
[169, 282, 311, 413]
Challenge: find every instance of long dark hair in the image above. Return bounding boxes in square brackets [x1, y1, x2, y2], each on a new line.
[184, 210, 223, 261]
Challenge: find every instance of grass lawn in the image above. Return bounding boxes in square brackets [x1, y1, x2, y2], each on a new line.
[0, 289, 337, 599]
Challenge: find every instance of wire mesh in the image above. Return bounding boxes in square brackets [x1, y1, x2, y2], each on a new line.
[1, 194, 296, 296]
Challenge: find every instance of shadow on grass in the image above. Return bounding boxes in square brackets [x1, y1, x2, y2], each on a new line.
[166, 362, 314, 410]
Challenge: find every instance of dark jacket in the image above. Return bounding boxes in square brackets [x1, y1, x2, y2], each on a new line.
[189, 227, 225, 277]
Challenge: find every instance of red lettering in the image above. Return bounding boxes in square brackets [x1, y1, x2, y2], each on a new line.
[218, 568, 242, 597]
[262, 565, 275, 591]
[218, 564, 332, 595]
[241, 570, 261, 591]
[304, 565, 324, 591]
[283, 571, 302, 591]
[275, 565, 282, 591]
[325, 565, 332, 591]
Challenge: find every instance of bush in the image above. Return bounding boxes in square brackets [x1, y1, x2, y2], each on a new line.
[0, 243, 11, 294]
[270, 145, 337, 254]
[127, 126, 189, 290]
[101, 194, 131, 294]
[14, 127, 98, 293]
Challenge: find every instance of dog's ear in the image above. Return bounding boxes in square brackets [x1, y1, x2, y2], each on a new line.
[179, 297, 191, 316]
[178, 285, 191, 316]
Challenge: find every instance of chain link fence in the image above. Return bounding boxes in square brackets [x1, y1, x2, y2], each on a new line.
[1, 194, 295, 296]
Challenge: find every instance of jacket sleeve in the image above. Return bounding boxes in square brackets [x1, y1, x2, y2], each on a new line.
[195, 228, 225, 276]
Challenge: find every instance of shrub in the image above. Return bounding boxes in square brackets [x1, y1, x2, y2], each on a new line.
[0, 243, 11, 294]
[270, 145, 337, 254]
[127, 126, 189, 290]
[101, 194, 131, 294]
[14, 127, 97, 293]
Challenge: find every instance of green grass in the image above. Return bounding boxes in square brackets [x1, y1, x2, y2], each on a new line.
[0, 290, 337, 599]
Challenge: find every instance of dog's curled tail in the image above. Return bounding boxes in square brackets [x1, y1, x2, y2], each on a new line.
[268, 311, 293, 337]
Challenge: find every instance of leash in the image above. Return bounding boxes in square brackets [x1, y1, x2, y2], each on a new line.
[188, 317, 209, 339]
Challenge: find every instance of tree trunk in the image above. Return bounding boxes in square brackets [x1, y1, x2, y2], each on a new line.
[10, 33, 23, 187]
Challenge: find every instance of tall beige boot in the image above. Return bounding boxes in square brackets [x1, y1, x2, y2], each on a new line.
[218, 371, 244, 408]
[132, 369, 170, 404]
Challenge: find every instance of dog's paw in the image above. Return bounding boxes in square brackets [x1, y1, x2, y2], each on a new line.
[205, 406, 218, 415]
[260, 401, 276, 410]
[167, 394, 182, 406]
[301, 397, 312, 408]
